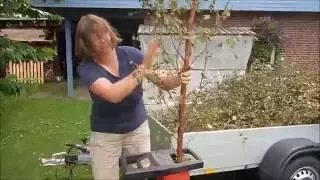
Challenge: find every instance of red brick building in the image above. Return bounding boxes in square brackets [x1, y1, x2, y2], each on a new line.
[223, 12, 320, 71]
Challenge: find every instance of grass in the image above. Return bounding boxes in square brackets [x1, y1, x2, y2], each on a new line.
[0, 96, 94, 180]
[37, 81, 68, 96]
[36, 80, 90, 100]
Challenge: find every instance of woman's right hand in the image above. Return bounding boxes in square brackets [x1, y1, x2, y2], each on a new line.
[143, 39, 161, 68]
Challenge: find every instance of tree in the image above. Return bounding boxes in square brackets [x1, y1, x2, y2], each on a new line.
[141, 0, 230, 162]
[0, 0, 59, 88]
[0, 0, 61, 70]
[0, 0, 62, 20]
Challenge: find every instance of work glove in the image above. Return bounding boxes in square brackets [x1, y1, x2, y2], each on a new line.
[178, 60, 192, 84]
[179, 70, 192, 84]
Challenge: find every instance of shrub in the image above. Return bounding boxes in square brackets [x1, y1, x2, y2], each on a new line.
[152, 63, 319, 132]
[0, 37, 57, 68]
[247, 17, 286, 71]
[0, 75, 24, 96]
[0, 76, 40, 116]
[0, 75, 39, 97]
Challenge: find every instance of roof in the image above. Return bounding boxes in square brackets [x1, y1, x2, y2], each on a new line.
[31, 0, 320, 12]
[138, 25, 256, 36]
[31, 0, 143, 9]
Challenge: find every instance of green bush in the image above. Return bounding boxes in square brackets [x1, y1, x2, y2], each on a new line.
[0, 75, 24, 96]
[23, 83, 39, 95]
[247, 17, 285, 71]
[0, 75, 39, 97]
[0, 37, 57, 68]
[153, 64, 319, 132]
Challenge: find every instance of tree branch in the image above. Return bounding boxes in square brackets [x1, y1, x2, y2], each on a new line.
[176, 0, 199, 163]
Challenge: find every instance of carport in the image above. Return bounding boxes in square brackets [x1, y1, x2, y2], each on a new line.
[31, 0, 147, 97]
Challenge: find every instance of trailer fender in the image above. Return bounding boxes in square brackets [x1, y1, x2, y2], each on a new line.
[259, 138, 320, 180]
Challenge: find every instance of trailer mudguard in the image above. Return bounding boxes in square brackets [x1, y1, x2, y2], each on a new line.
[259, 138, 320, 180]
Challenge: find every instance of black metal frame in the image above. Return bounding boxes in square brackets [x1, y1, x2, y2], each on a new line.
[120, 148, 204, 180]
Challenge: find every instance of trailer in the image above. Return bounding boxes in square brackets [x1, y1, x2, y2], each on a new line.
[148, 117, 320, 180]
[40, 116, 319, 180]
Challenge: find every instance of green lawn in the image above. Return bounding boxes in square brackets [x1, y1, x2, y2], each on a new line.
[37, 81, 68, 96]
[0, 96, 94, 180]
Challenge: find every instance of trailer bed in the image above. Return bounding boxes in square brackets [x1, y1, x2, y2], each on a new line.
[148, 117, 320, 176]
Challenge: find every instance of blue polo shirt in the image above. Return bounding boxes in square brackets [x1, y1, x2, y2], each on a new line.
[77, 46, 147, 134]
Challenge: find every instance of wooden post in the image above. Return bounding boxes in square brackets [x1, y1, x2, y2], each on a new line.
[270, 45, 276, 64]
[31, 61, 34, 83]
[23, 61, 26, 83]
[176, 0, 198, 163]
[37, 61, 41, 83]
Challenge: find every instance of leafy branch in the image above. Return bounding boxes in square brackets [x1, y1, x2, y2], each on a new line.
[0, 0, 63, 21]
[0, 37, 57, 68]
[141, 0, 231, 162]
[155, 63, 319, 132]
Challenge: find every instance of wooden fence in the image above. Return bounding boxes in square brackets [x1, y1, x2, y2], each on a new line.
[6, 61, 44, 84]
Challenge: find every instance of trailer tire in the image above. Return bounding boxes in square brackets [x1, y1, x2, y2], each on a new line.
[280, 156, 320, 180]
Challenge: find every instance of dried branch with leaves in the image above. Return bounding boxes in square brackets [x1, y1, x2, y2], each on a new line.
[141, 0, 231, 162]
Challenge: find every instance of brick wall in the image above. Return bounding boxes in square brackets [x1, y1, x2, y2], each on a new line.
[144, 11, 320, 72]
[224, 12, 320, 72]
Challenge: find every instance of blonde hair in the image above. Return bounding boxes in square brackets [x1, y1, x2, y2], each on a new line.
[74, 14, 121, 60]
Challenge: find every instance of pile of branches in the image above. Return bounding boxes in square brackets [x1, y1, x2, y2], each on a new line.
[151, 63, 319, 132]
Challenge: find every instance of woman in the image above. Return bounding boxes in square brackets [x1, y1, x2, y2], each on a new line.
[75, 14, 191, 180]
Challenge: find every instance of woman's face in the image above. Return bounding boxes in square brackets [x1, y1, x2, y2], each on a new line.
[90, 24, 112, 57]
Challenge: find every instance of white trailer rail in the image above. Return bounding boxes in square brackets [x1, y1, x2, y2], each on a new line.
[178, 124, 319, 175]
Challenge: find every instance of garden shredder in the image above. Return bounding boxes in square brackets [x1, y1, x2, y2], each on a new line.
[40, 137, 204, 180]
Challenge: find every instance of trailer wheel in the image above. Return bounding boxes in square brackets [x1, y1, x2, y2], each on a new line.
[280, 156, 320, 180]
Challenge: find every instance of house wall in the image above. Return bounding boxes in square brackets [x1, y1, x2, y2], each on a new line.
[145, 11, 320, 71]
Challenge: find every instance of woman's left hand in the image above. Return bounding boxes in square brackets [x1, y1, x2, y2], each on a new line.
[179, 70, 192, 84]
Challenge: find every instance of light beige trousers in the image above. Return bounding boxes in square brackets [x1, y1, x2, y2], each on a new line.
[89, 120, 151, 180]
